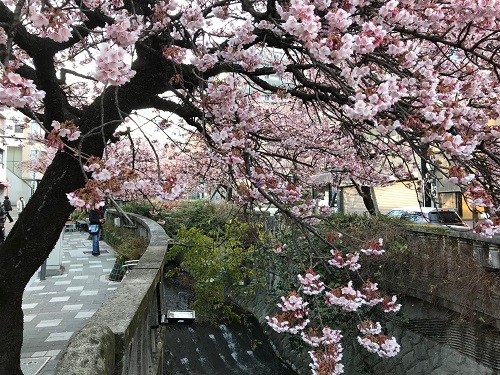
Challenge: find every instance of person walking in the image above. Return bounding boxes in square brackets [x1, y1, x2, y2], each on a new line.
[16, 197, 25, 213]
[0, 204, 6, 242]
[89, 207, 105, 256]
[3, 196, 13, 223]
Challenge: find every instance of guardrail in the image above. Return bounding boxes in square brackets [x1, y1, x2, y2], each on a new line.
[55, 211, 170, 375]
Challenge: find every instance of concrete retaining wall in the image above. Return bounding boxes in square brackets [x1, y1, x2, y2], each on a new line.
[55, 212, 170, 375]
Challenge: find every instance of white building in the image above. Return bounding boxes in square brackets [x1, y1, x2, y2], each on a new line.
[0, 111, 45, 204]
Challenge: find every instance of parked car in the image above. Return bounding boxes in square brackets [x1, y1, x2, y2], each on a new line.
[386, 207, 469, 228]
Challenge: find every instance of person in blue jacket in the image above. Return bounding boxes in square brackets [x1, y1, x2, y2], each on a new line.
[89, 207, 105, 256]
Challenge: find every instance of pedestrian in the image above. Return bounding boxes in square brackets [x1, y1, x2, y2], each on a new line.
[89, 206, 105, 256]
[17, 197, 25, 213]
[0, 204, 5, 242]
[3, 196, 13, 223]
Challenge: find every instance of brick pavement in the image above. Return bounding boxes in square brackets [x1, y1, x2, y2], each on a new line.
[6, 213, 120, 375]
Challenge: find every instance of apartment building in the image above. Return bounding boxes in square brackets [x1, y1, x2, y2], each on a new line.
[0, 110, 45, 203]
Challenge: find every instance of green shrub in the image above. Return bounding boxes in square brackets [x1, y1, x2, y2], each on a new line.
[121, 199, 234, 236]
[103, 222, 148, 262]
[70, 210, 88, 221]
[166, 219, 265, 323]
[118, 200, 153, 217]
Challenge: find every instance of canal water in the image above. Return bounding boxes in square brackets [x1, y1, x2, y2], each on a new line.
[163, 270, 297, 375]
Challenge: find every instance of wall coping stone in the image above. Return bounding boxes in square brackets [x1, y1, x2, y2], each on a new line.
[54, 323, 115, 375]
[411, 225, 500, 244]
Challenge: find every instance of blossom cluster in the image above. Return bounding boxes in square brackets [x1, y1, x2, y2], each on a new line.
[328, 250, 361, 271]
[106, 11, 143, 47]
[47, 120, 81, 150]
[0, 71, 46, 108]
[66, 180, 106, 210]
[360, 238, 385, 256]
[325, 281, 366, 312]
[474, 218, 500, 238]
[93, 43, 136, 86]
[180, 5, 204, 30]
[267, 256, 402, 373]
[266, 292, 310, 334]
[464, 181, 494, 209]
[357, 334, 400, 358]
[64, 140, 188, 209]
[298, 269, 326, 295]
[448, 165, 475, 185]
[28, 5, 74, 42]
[302, 327, 342, 348]
[309, 345, 345, 375]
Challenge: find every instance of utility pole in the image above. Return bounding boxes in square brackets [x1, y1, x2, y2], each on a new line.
[420, 145, 433, 207]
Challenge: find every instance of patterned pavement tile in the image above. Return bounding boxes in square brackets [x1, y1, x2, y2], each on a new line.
[21, 229, 118, 375]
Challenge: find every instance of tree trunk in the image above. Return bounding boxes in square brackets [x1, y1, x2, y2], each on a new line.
[0, 152, 85, 373]
[360, 186, 377, 215]
[0, 41, 182, 373]
[0, 291, 24, 375]
[420, 145, 433, 207]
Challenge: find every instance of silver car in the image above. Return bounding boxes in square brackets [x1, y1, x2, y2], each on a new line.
[386, 207, 468, 227]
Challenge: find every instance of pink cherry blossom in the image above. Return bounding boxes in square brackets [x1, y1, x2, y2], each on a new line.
[382, 295, 402, 313]
[0, 71, 46, 108]
[298, 269, 326, 295]
[266, 292, 310, 334]
[357, 320, 382, 335]
[308, 344, 344, 375]
[301, 327, 342, 347]
[328, 250, 361, 271]
[325, 281, 365, 312]
[93, 43, 136, 86]
[106, 11, 143, 47]
[360, 238, 385, 256]
[357, 334, 400, 358]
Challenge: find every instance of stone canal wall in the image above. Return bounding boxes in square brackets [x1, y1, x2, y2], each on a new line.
[237, 287, 499, 375]
[235, 226, 500, 375]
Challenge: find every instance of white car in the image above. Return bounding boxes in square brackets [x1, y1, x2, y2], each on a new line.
[386, 207, 469, 227]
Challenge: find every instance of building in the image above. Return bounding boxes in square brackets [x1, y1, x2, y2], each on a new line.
[0, 110, 45, 204]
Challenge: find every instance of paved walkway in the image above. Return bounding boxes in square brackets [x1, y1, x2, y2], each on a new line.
[6, 214, 120, 375]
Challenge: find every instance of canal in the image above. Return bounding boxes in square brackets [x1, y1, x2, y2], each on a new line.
[163, 270, 297, 375]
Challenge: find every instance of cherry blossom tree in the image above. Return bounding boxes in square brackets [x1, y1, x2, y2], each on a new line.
[1, 0, 500, 373]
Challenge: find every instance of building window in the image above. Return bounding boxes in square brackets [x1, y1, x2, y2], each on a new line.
[30, 121, 42, 135]
[0, 149, 4, 168]
[30, 150, 38, 160]
[14, 123, 24, 133]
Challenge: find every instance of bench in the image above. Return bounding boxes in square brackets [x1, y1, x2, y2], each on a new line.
[65, 222, 76, 232]
[76, 219, 89, 232]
